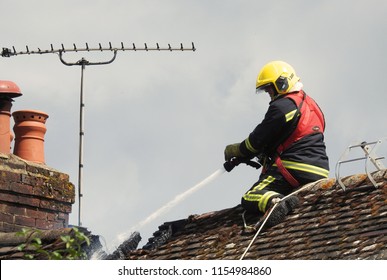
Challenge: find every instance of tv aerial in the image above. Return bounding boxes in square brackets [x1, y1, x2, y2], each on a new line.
[2, 42, 196, 226]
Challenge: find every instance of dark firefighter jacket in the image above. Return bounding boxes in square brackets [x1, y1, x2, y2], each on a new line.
[239, 90, 329, 182]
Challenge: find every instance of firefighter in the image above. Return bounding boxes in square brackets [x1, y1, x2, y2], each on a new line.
[224, 60, 329, 226]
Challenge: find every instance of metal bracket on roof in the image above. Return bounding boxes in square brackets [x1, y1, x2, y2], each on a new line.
[335, 139, 386, 191]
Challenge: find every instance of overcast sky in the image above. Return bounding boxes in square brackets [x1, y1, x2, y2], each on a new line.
[2, 0, 387, 252]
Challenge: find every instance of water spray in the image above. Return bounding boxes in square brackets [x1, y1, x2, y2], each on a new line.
[112, 158, 261, 251]
[114, 167, 226, 248]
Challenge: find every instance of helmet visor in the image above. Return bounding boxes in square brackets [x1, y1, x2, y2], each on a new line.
[256, 83, 272, 95]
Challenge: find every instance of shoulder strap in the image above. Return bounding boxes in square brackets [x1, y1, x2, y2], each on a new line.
[272, 91, 306, 187]
[273, 91, 306, 155]
[260, 91, 305, 171]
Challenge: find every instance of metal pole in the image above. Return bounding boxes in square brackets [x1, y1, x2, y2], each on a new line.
[58, 51, 118, 228]
[78, 59, 87, 226]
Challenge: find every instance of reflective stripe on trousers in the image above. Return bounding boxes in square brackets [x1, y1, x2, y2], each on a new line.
[242, 175, 281, 213]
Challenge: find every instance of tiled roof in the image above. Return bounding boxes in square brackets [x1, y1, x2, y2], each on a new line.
[104, 232, 142, 260]
[126, 170, 387, 260]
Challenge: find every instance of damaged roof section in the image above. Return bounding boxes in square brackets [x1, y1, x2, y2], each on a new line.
[125, 170, 387, 260]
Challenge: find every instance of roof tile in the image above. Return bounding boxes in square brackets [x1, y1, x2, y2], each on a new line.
[123, 171, 387, 260]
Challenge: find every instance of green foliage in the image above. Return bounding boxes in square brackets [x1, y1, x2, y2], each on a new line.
[17, 227, 90, 260]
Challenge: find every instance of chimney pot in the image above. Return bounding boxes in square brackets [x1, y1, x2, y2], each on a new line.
[0, 80, 22, 154]
[0, 80, 22, 98]
[12, 110, 49, 164]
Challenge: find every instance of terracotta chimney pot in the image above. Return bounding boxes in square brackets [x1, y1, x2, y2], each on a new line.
[12, 110, 49, 164]
[0, 80, 22, 154]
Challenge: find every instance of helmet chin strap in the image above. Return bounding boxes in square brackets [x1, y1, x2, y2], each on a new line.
[268, 89, 281, 101]
[265, 84, 280, 101]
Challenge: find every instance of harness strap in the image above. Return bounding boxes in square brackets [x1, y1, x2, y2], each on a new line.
[275, 156, 300, 187]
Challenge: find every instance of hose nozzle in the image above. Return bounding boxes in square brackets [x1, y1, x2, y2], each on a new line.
[223, 158, 261, 172]
[223, 160, 236, 172]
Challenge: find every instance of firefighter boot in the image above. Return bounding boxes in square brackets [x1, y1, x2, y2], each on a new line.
[265, 196, 300, 228]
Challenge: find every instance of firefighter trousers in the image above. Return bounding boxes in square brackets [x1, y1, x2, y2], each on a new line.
[241, 167, 318, 214]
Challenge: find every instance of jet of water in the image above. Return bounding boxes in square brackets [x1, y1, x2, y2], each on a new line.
[113, 167, 226, 250]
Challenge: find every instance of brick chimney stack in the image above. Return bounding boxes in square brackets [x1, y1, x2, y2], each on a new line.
[0, 154, 75, 232]
[0, 80, 75, 232]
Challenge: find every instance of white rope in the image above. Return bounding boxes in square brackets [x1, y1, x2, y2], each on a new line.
[239, 178, 328, 260]
[239, 202, 279, 260]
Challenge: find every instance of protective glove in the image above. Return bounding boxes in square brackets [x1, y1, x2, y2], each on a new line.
[224, 143, 245, 161]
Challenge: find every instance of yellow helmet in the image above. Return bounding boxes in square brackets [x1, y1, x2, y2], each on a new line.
[256, 61, 300, 95]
